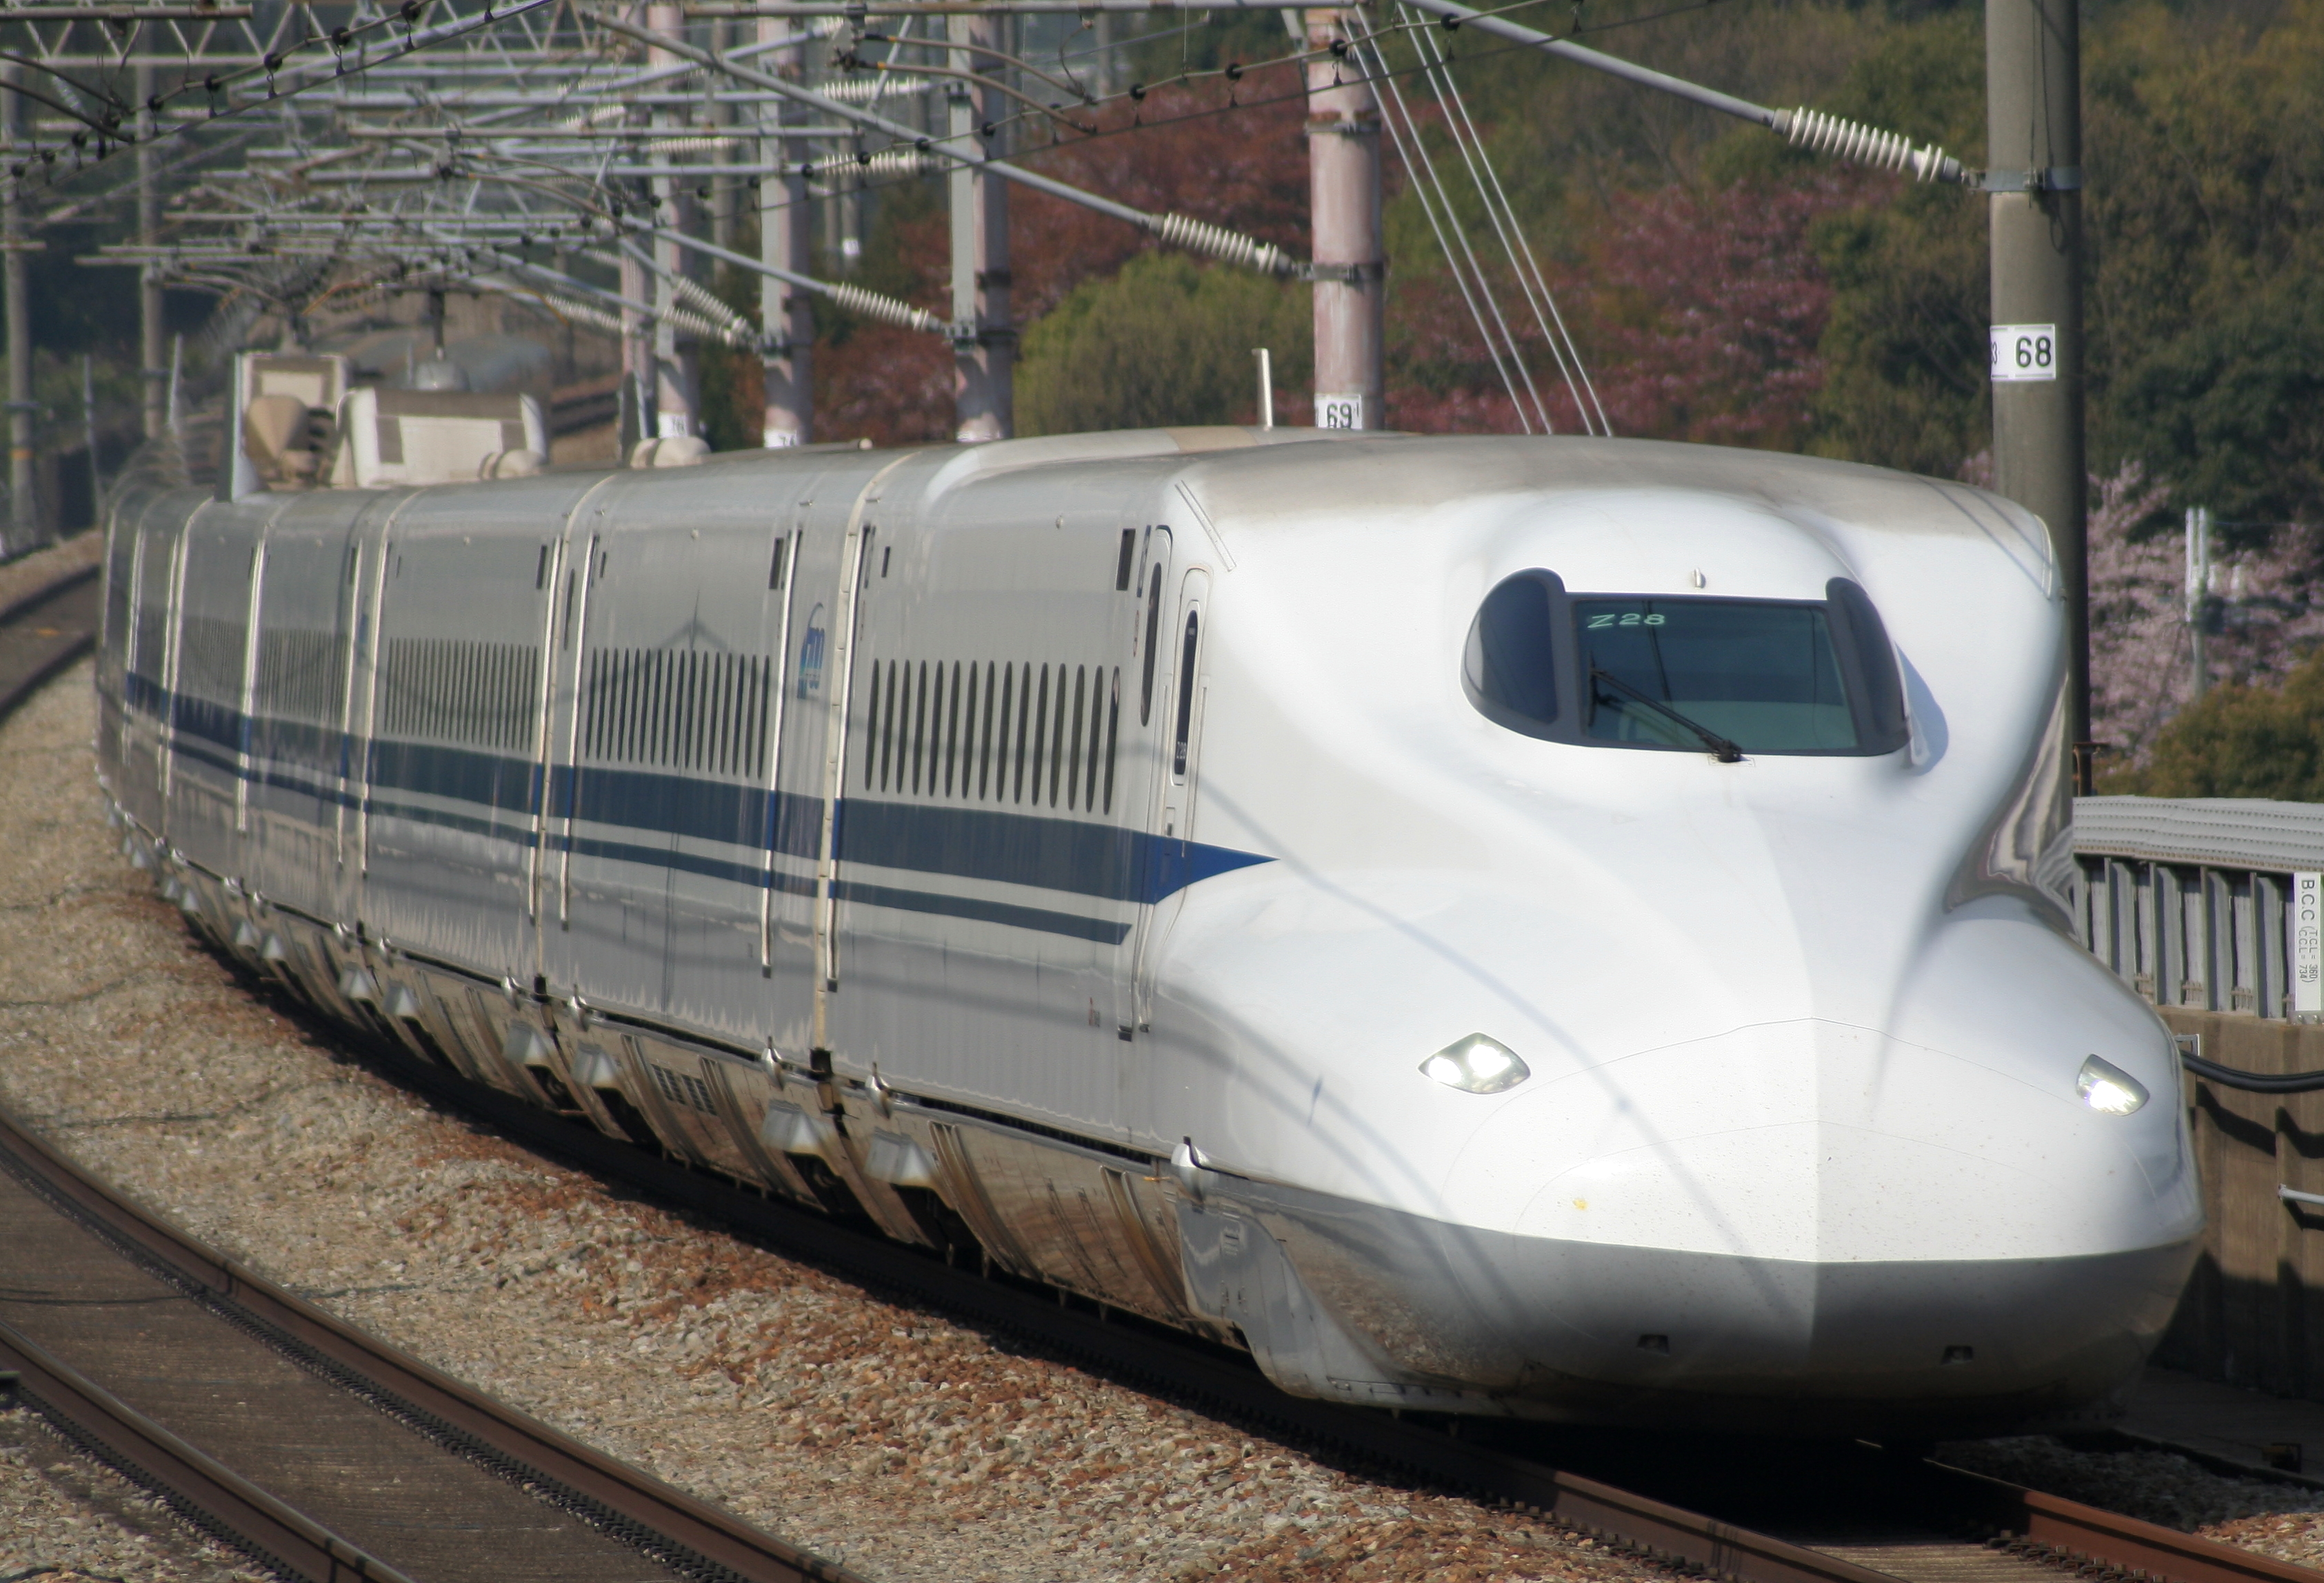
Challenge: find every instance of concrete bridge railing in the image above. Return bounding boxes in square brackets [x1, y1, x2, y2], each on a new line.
[2074, 797, 2324, 1400]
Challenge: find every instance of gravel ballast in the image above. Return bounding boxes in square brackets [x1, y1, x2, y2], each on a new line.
[0, 1405, 263, 1582]
[0, 663, 1674, 1583]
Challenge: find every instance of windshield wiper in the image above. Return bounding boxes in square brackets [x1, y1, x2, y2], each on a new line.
[1590, 667, 1745, 763]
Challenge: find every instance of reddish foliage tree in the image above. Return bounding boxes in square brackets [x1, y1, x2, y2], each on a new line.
[810, 85, 1874, 451]
[816, 209, 954, 447]
[1386, 173, 1879, 445]
[1006, 68, 1310, 321]
[810, 75, 1310, 441]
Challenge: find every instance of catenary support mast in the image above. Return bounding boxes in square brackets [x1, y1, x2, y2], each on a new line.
[1305, 6, 1383, 430]
[949, 8, 1012, 441]
[3, 63, 34, 550]
[759, 20, 814, 445]
[1986, 0, 2089, 789]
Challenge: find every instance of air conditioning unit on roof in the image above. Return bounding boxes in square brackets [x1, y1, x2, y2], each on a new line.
[332, 386, 548, 488]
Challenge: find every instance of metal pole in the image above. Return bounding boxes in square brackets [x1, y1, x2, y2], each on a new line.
[709, 14, 737, 254]
[1254, 347, 1274, 429]
[761, 17, 812, 445]
[620, 241, 652, 445]
[948, 8, 1012, 441]
[81, 354, 100, 529]
[1305, 6, 1383, 430]
[3, 65, 36, 552]
[1986, 0, 2087, 787]
[137, 52, 167, 441]
[649, 0, 702, 439]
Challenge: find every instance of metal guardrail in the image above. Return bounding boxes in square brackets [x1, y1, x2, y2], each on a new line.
[2072, 796, 2324, 1022]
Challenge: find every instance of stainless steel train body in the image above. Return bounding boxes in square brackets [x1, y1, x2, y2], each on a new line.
[91, 427, 2203, 1438]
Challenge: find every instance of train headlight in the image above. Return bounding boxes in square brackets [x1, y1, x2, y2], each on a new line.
[2077, 1054, 2149, 1116]
[1421, 1034, 1530, 1095]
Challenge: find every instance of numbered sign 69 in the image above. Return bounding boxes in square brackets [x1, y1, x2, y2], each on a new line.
[1316, 393, 1368, 430]
[1990, 324, 2059, 383]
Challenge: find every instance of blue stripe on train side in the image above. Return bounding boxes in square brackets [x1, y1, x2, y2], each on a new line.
[126, 683, 1272, 938]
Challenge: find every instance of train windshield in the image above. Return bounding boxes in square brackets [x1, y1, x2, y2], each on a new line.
[1575, 599, 1856, 753]
[1461, 573, 1909, 757]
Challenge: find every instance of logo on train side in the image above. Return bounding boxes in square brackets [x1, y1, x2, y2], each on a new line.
[798, 604, 827, 699]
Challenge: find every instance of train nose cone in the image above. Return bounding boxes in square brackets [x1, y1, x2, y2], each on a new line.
[1434, 1019, 2201, 1432]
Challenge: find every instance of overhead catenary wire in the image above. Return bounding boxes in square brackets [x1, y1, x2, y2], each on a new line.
[1401, 6, 1609, 434]
[1352, 26, 1543, 432]
[585, 8, 1301, 276]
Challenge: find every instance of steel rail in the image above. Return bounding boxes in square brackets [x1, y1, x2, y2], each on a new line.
[0, 554, 99, 723]
[0, 1103, 865, 1583]
[0, 1324, 419, 1583]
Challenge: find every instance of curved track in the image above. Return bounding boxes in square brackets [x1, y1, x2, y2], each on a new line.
[1, 561, 2314, 1583]
[0, 556, 99, 723]
[0, 1102, 862, 1583]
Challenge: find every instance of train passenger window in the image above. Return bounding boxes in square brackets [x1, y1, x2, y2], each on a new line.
[1050, 667, 1070, 807]
[945, 661, 963, 796]
[1172, 612, 1199, 778]
[1030, 665, 1049, 803]
[1084, 669, 1104, 811]
[911, 661, 929, 794]
[979, 661, 997, 799]
[1012, 663, 1030, 803]
[1068, 665, 1087, 809]
[999, 663, 1017, 801]
[881, 662, 899, 789]
[1102, 668, 1121, 813]
[1140, 566, 1163, 724]
[1576, 598, 1854, 754]
[1461, 571, 1564, 739]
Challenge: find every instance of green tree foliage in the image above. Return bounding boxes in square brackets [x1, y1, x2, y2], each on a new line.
[2105, 649, 2324, 800]
[2083, 0, 2324, 527]
[1015, 252, 1309, 434]
[1797, 6, 1990, 475]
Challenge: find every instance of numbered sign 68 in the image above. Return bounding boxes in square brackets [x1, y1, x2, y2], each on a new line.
[1990, 324, 2059, 383]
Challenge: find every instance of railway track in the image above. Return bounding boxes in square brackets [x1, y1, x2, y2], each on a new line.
[2, 558, 2316, 1583]
[0, 1105, 863, 1583]
[0, 552, 100, 723]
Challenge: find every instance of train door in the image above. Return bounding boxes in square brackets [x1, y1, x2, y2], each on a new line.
[1127, 565, 1211, 1037]
[768, 492, 854, 1058]
[245, 493, 377, 920]
[117, 499, 186, 836]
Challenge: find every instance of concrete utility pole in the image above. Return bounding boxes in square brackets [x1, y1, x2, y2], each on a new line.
[2, 63, 37, 552]
[1985, 0, 2088, 788]
[708, 16, 737, 255]
[1305, 6, 1383, 430]
[948, 8, 1012, 441]
[619, 245, 652, 445]
[760, 17, 813, 446]
[648, 0, 702, 439]
[137, 54, 167, 442]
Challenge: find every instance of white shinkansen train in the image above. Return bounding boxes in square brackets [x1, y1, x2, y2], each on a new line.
[93, 427, 2201, 1438]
